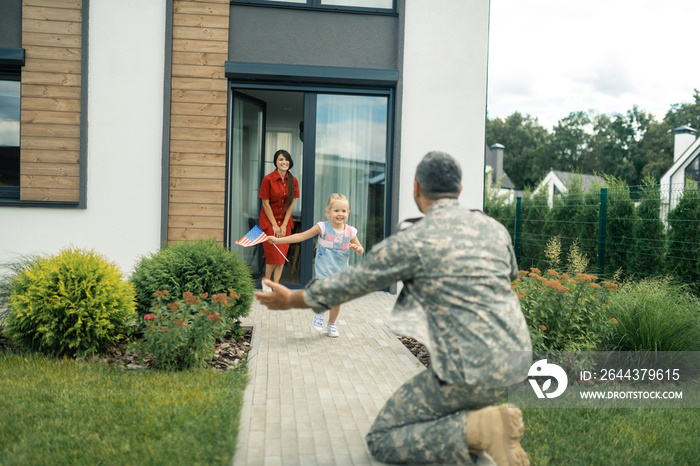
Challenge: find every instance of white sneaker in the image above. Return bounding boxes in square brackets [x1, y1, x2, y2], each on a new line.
[327, 323, 339, 338]
[312, 313, 324, 331]
[262, 282, 272, 292]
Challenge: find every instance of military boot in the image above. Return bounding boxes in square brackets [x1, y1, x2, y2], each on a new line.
[466, 405, 529, 466]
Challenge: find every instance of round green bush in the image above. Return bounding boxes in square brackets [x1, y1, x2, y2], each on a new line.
[3, 248, 136, 357]
[129, 238, 254, 325]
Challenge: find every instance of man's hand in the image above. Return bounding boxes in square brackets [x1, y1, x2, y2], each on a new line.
[255, 279, 307, 310]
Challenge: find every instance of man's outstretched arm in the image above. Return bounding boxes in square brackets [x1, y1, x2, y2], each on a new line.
[255, 279, 308, 310]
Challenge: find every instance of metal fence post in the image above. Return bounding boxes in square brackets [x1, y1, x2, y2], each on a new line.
[597, 188, 608, 277]
[514, 196, 522, 263]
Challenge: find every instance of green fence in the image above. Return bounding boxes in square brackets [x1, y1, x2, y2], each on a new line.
[485, 181, 700, 291]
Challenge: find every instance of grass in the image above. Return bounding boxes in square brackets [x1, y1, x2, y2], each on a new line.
[602, 277, 700, 351]
[523, 407, 700, 465]
[0, 352, 248, 465]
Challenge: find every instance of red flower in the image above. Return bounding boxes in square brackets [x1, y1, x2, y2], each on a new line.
[144, 314, 152, 320]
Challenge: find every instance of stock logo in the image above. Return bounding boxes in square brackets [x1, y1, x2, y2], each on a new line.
[528, 359, 568, 399]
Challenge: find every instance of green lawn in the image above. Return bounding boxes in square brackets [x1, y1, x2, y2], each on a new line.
[523, 407, 700, 465]
[0, 352, 247, 465]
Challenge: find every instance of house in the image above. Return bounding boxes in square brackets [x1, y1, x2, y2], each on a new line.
[534, 169, 607, 207]
[660, 125, 699, 214]
[0, 0, 490, 288]
[484, 142, 520, 202]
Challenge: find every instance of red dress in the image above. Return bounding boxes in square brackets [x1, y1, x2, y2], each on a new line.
[259, 170, 300, 264]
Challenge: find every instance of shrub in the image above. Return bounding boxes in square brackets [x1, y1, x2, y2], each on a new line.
[513, 268, 618, 352]
[664, 182, 700, 292]
[129, 238, 254, 335]
[601, 277, 700, 352]
[137, 290, 238, 370]
[3, 248, 136, 357]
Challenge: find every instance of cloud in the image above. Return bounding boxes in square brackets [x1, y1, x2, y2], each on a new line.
[0, 120, 20, 147]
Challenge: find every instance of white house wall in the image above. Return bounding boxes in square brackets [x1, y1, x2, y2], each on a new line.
[0, 0, 165, 276]
[399, 0, 489, 220]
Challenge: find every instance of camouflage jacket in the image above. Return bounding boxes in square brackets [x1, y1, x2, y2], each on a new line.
[303, 199, 532, 387]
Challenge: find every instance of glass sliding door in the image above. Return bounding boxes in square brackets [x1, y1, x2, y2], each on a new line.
[228, 91, 266, 278]
[227, 86, 391, 286]
[313, 93, 388, 265]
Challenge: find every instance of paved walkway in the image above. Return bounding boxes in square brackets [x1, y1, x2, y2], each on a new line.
[233, 292, 425, 466]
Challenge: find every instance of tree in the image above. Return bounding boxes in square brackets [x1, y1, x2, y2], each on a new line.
[486, 112, 553, 189]
[630, 176, 665, 277]
[550, 111, 593, 172]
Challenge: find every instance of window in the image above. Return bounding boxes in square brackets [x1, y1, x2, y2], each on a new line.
[231, 0, 395, 14]
[0, 61, 21, 200]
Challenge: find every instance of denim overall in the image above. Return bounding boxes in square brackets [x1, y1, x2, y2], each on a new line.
[314, 221, 353, 278]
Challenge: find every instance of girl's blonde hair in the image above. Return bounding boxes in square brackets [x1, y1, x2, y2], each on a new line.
[325, 193, 349, 211]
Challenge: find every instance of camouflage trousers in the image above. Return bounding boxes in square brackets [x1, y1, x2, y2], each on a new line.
[366, 369, 508, 464]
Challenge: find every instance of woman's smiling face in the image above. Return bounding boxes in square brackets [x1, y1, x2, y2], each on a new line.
[275, 154, 290, 172]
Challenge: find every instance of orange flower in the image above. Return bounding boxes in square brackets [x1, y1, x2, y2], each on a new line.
[519, 270, 528, 275]
[538, 325, 547, 331]
[544, 279, 570, 292]
[610, 317, 618, 323]
[228, 289, 239, 300]
[575, 273, 597, 282]
[561, 273, 570, 279]
[530, 267, 542, 275]
[546, 269, 559, 277]
[602, 281, 618, 290]
[589, 283, 602, 289]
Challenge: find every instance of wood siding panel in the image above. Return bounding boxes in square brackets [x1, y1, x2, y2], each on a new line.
[172, 89, 227, 104]
[170, 152, 225, 167]
[169, 202, 225, 217]
[21, 175, 79, 189]
[21, 72, 81, 87]
[24, 58, 81, 74]
[169, 215, 224, 229]
[167, 228, 225, 243]
[24, 45, 81, 61]
[24, 6, 82, 22]
[22, 84, 82, 99]
[22, 163, 80, 177]
[170, 178, 226, 192]
[172, 51, 227, 66]
[172, 39, 227, 54]
[21, 123, 80, 138]
[170, 128, 226, 143]
[24, 0, 82, 9]
[173, 26, 228, 41]
[169, 190, 225, 205]
[21, 0, 83, 203]
[168, 0, 230, 243]
[22, 110, 80, 125]
[21, 188, 81, 202]
[21, 149, 80, 164]
[173, 14, 229, 29]
[170, 115, 227, 130]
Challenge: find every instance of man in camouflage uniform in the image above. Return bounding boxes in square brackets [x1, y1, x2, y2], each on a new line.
[256, 151, 532, 465]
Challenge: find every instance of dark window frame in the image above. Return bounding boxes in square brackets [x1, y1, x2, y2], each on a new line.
[230, 0, 397, 16]
[0, 48, 24, 201]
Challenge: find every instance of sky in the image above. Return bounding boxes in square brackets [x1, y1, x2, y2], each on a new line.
[487, 0, 700, 130]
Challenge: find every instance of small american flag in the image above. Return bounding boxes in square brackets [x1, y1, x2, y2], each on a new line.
[235, 225, 268, 247]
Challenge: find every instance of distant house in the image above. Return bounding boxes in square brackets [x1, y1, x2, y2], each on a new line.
[660, 126, 700, 213]
[484, 143, 520, 202]
[534, 169, 607, 206]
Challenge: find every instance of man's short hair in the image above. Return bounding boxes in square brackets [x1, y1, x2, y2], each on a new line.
[415, 151, 462, 199]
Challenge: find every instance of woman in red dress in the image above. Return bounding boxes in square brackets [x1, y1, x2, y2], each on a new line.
[259, 150, 300, 289]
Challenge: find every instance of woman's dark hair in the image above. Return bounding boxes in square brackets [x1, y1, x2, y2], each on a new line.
[273, 150, 295, 209]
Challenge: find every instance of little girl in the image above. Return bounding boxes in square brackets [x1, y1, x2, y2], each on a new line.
[269, 193, 363, 337]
